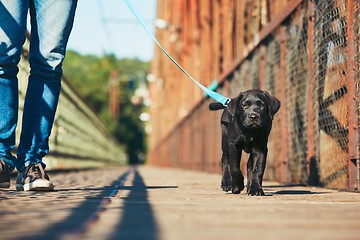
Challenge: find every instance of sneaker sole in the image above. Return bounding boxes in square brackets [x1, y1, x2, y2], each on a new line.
[0, 182, 10, 188]
[16, 179, 55, 191]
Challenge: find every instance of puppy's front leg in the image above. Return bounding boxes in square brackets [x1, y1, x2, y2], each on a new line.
[221, 152, 232, 192]
[246, 156, 253, 190]
[247, 147, 267, 196]
[221, 123, 232, 192]
[229, 143, 244, 194]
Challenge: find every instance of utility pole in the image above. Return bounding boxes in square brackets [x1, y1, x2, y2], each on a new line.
[109, 70, 120, 120]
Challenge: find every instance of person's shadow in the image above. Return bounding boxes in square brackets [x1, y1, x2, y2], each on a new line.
[24, 168, 177, 240]
[109, 170, 175, 240]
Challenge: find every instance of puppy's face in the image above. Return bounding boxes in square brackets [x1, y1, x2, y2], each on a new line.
[239, 94, 268, 128]
[227, 90, 281, 129]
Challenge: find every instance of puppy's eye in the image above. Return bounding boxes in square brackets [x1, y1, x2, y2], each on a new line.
[256, 101, 265, 108]
[242, 102, 250, 109]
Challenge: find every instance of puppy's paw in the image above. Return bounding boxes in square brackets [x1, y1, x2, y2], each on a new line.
[221, 176, 232, 192]
[247, 182, 265, 196]
[231, 179, 244, 194]
[231, 186, 243, 194]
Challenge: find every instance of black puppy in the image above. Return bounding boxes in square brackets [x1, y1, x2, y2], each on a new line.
[209, 89, 280, 196]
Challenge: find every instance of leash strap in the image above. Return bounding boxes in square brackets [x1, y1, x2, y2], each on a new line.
[123, 0, 230, 106]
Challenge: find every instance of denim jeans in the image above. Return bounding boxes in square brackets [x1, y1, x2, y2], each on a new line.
[0, 0, 77, 172]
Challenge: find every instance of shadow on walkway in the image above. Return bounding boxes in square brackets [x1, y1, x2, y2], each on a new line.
[24, 168, 177, 240]
[109, 169, 177, 240]
[263, 184, 330, 196]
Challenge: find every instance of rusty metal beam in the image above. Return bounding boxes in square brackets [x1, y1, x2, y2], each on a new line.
[347, 0, 360, 190]
[306, 1, 317, 185]
[151, 0, 304, 158]
[217, 0, 303, 86]
[258, 45, 267, 90]
[279, 26, 290, 183]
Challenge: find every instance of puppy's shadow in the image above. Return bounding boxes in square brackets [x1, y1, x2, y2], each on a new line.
[264, 185, 327, 196]
[273, 190, 322, 195]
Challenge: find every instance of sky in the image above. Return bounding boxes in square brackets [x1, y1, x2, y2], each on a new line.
[67, 0, 158, 61]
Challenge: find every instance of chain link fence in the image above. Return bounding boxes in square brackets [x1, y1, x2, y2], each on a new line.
[313, 0, 349, 188]
[149, 0, 360, 190]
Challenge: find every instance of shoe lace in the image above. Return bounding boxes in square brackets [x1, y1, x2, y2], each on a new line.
[27, 163, 45, 179]
[0, 159, 9, 172]
[0, 160, 4, 171]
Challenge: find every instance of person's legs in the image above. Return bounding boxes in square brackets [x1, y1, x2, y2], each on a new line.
[0, 1, 29, 181]
[16, 0, 77, 171]
[16, 0, 77, 191]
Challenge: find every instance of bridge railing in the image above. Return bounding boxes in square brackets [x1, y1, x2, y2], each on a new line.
[149, 0, 360, 190]
[16, 39, 127, 170]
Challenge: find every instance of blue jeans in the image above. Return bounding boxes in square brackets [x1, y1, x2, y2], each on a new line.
[0, 0, 77, 172]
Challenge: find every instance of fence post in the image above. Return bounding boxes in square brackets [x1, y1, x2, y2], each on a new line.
[279, 26, 290, 183]
[306, 0, 319, 185]
[347, 0, 360, 190]
[259, 45, 267, 90]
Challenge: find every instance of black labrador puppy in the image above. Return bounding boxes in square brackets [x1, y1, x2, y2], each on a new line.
[209, 89, 280, 196]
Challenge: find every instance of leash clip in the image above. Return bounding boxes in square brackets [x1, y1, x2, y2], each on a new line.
[224, 98, 231, 108]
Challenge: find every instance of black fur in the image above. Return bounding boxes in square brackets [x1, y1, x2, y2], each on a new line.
[210, 89, 280, 196]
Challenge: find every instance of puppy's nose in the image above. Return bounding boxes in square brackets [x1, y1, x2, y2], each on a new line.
[248, 113, 259, 120]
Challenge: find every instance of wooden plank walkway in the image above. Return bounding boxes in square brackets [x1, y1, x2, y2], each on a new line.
[0, 166, 359, 240]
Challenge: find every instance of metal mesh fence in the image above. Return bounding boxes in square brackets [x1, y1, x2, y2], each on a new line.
[285, 8, 309, 185]
[356, 0, 360, 168]
[265, 38, 282, 181]
[313, 0, 349, 188]
[248, 50, 261, 89]
[351, 0, 360, 189]
[149, 0, 360, 190]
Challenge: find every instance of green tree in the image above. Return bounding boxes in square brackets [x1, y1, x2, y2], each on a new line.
[63, 50, 149, 164]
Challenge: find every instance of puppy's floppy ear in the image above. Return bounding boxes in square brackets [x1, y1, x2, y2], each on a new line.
[263, 91, 281, 119]
[227, 93, 243, 117]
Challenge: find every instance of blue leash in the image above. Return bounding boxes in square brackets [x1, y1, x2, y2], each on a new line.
[123, 0, 230, 107]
